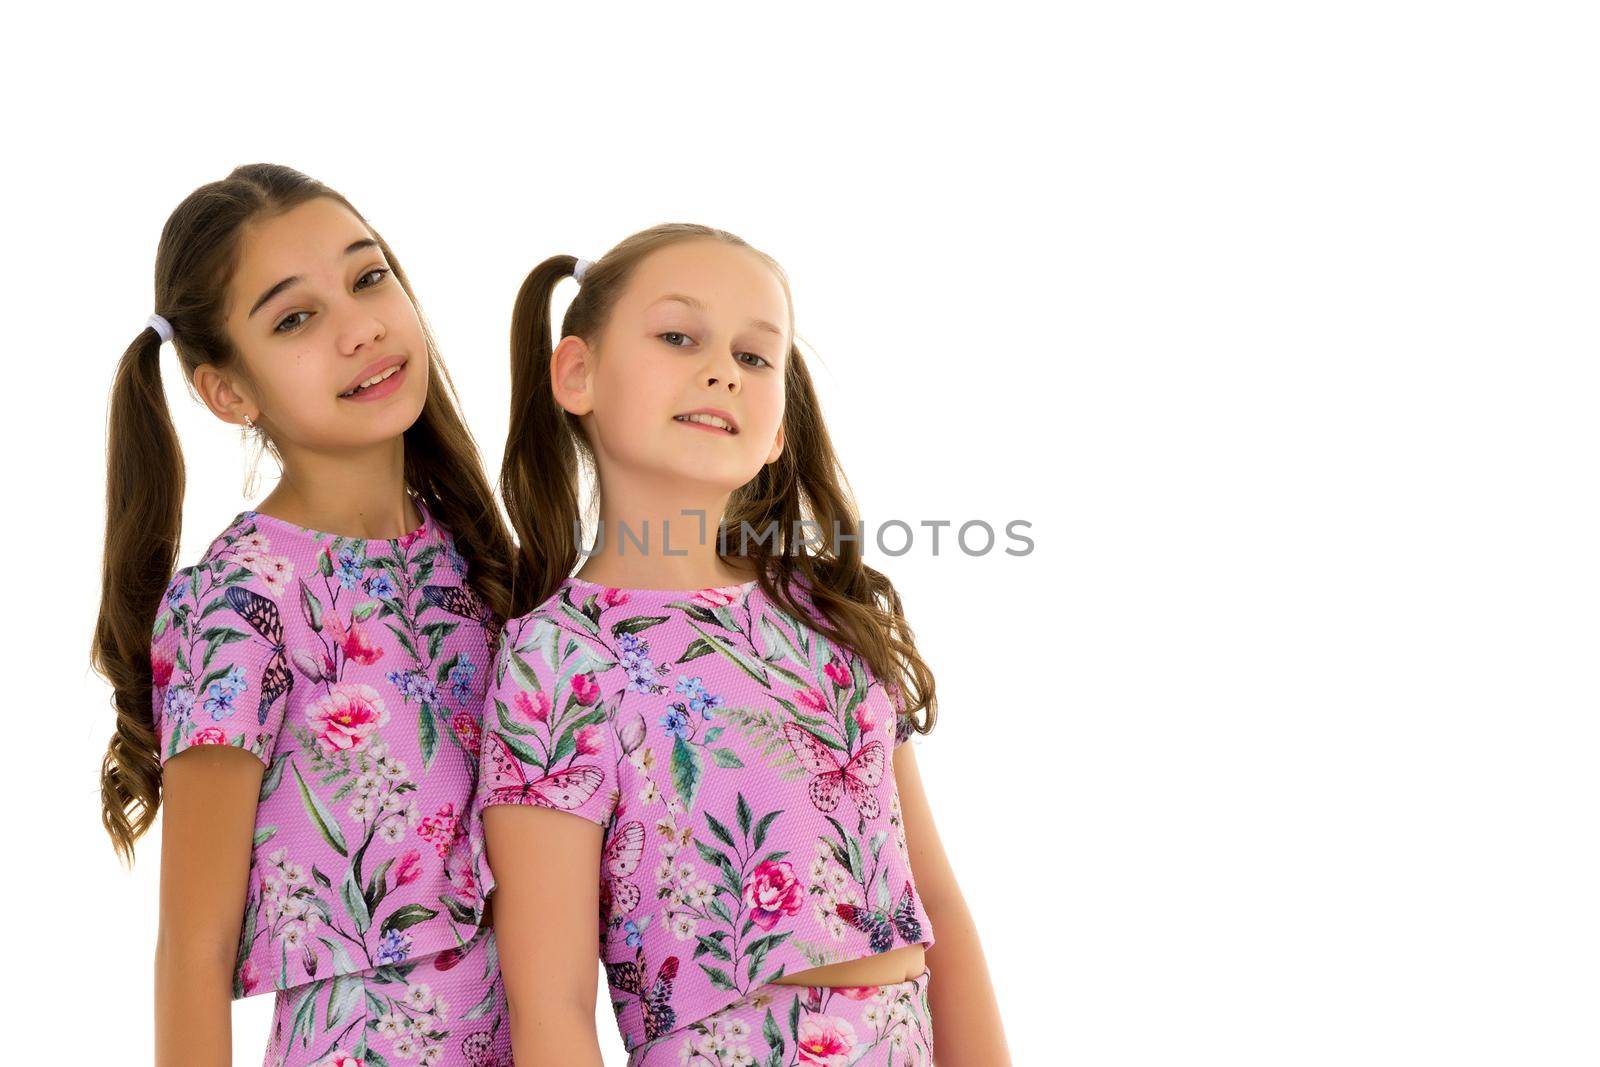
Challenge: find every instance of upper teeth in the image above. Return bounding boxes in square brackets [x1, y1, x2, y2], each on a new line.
[345, 365, 400, 395]
[676, 413, 734, 432]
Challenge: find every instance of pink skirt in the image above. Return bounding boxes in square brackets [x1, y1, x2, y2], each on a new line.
[630, 968, 934, 1066]
[261, 925, 513, 1067]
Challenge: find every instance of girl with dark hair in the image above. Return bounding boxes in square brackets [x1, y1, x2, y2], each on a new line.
[473, 227, 1010, 1064]
[94, 164, 517, 1066]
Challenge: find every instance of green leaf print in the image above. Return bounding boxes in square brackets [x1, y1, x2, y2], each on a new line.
[343, 865, 371, 935]
[763, 1008, 785, 1067]
[678, 637, 717, 663]
[326, 972, 364, 1028]
[259, 751, 291, 802]
[671, 734, 705, 810]
[493, 697, 538, 737]
[291, 760, 348, 856]
[381, 903, 439, 934]
[297, 578, 324, 632]
[685, 619, 771, 687]
[610, 614, 670, 637]
[418, 701, 438, 771]
[492, 729, 545, 771]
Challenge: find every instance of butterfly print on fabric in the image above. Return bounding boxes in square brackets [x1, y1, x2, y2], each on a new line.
[224, 585, 293, 725]
[604, 949, 679, 1042]
[460, 1030, 508, 1067]
[481, 732, 605, 809]
[781, 722, 886, 820]
[601, 819, 645, 917]
[836, 881, 924, 954]
[422, 583, 498, 644]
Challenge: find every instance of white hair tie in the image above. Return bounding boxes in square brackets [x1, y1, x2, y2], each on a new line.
[147, 313, 174, 343]
[573, 258, 592, 283]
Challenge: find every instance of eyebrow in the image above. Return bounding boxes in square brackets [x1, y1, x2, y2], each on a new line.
[649, 293, 784, 338]
[248, 238, 382, 319]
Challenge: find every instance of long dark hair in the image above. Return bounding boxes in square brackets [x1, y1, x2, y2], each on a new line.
[499, 224, 936, 743]
[95, 163, 515, 865]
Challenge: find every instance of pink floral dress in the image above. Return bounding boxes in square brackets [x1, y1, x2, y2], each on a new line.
[469, 570, 935, 1064]
[151, 501, 513, 1066]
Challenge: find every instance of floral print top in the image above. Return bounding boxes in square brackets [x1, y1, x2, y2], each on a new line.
[469, 570, 934, 1057]
[150, 499, 497, 999]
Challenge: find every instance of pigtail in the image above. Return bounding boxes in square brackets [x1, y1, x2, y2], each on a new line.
[94, 324, 185, 865]
[500, 255, 588, 617]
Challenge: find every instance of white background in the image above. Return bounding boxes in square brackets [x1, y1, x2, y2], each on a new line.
[6, 2, 1597, 1063]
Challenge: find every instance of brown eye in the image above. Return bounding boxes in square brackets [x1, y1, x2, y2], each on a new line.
[274, 311, 310, 334]
[659, 332, 692, 346]
[357, 267, 390, 288]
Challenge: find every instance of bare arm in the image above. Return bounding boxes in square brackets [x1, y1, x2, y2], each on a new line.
[895, 741, 1012, 1065]
[155, 746, 264, 1067]
[483, 805, 608, 1066]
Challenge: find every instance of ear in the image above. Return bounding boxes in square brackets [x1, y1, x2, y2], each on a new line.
[550, 334, 596, 416]
[191, 363, 259, 428]
[766, 421, 785, 465]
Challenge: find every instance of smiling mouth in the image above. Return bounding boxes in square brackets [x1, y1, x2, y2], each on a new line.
[339, 361, 406, 398]
[673, 413, 738, 434]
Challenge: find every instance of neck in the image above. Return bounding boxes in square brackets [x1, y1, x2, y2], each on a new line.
[257, 436, 420, 540]
[575, 469, 756, 590]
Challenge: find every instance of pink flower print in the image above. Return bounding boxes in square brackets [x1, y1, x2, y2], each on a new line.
[743, 859, 804, 931]
[326, 613, 383, 666]
[854, 702, 877, 734]
[513, 688, 550, 723]
[190, 726, 228, 746]
[451, 709, 482, 758]
[446, 850, 476, 894]
[291, 647, 335, 683]
[398, 524, 426, 551]
[600, 587, 630, 609]
[694, 587, 739, 608]
[238, 957, 260, 996]
[151, 645, 175, 689]
[310, 1052, 364, 1067]
[794, 686, 827, 714]
[247, 554, 294, 598]
[571, 671, 600, 706]
[394, 849, 423, 887]
[797, 1015, 858, 1067]
[419, 803, 462, 859]
[835, 985, 880, 1000]
[305, 683, 389, 754]
[576, 724, 603, 756]
[823, 657, 850, 689]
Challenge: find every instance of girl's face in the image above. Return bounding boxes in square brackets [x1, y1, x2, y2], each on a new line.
[202, 196, 429, 450]
[563, 239, 790, 496]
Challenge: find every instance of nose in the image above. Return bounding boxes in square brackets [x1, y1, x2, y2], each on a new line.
[703, 351, 743, 392]
[336, 294, 386, 356]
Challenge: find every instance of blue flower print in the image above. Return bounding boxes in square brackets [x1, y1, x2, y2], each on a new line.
[333, 543, 365, 590]
[618, 632, 658, 694]
[388, 667, 441, 706]
[364, 572, 397, 599]
[376, 928, 412, 965]
[659, 706, 691, 740]
[623, 919, 643, 948]
[203, 665, 248, 720]
[448, 660, 476, 704]
[164, 684, 195, 723]
[164, 573, 189, 608]
[675, 674, 723, 720]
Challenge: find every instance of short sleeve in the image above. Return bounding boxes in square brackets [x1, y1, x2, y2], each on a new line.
[152, 565, 290, 770]
[893, 711, 916, 749]
[474, 619, 619, 829]
[886, 678, 918, 750]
